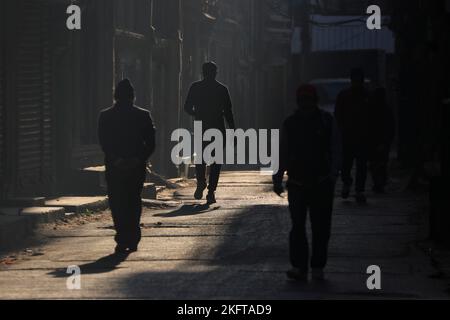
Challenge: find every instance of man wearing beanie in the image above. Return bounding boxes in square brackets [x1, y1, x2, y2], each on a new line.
[98, 79, 156, 254]
[273, 84, 341, 282]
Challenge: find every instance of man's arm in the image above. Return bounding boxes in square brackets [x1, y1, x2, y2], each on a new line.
[184, 84, 196, 117]
[223, 87, 235, 129]
[140, 112, 156, 163]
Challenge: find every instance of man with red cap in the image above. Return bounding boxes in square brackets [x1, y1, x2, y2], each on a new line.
[273, 84, 341, 282]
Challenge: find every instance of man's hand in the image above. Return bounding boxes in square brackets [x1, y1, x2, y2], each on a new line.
[273, 184, 284, 196]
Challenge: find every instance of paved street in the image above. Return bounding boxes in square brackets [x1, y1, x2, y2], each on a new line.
[0, 171, 448, 299]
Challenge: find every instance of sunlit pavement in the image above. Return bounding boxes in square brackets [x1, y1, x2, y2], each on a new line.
[0, 171, 448, 299]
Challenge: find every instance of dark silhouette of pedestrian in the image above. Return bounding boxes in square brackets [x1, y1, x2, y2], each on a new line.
[98, 79, 156, 254]
[273, 84, 341, 282]
[368, 87, 395, 193]
[184, 62, 235, 204]
[335, 68, 370, 204]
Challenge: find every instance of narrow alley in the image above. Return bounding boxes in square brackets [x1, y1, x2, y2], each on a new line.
[0, 171, 446, 299]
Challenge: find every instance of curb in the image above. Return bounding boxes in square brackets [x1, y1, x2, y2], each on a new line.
[44, 197, 109, 214]
[0, 187, 172, 253]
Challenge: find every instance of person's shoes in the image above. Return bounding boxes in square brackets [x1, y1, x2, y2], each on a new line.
[114, 245, 128, 255]
[341, 185, 351, 199]
[206, 191, 216, 205]
[311, 268, 325, 281]
[286, 268, 308, 282]
[194, 182, 207, 200]
[355, 192, 367, 204]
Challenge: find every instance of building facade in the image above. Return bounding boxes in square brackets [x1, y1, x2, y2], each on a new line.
[0, 0, 292, 200]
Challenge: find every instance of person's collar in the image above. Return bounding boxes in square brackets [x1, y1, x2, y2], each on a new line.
[115, 100, 133, 108]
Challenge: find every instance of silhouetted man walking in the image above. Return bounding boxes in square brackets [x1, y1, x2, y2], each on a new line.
[98, 79, 156, 254]
[273, 85, 341, 281]
[335, 68, 370, 204]
[184, 62, 235, 204]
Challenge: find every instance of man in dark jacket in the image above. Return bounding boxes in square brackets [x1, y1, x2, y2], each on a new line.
[335, 68, 370, 204]
[98, 79, 156, 254]
[184, 62, 235, 204]
[273, 84, 341, 281]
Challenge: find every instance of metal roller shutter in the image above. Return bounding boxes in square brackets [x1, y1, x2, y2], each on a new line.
[0, 40, 4, 191]
[16, 0, 53, 191]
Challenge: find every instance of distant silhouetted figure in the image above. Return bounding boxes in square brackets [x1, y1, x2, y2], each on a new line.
[273, 84, 341, 282]
[335, 68, 370, 204]
[368, 87, 395, 193]
[184, 62, 235, 204]
[98, 79, 156, 254]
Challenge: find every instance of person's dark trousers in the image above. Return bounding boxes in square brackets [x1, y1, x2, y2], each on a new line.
[106, 167, 145, 249]
[196, 163, 222, 192]
[195, 139, 222, 192]
[342, 143, 368, 193]
[287, 179, 335, 272]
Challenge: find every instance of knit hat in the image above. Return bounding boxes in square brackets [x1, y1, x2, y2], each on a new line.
[114, 78, 135, 101]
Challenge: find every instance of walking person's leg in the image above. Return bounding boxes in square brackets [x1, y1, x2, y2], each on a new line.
[126, 176, 144, 252]
[378, 145, 391, 191]
[106, 173, 128, 253]
[368, 150, 379, 192]
[287, 185, 310, 281]
[206, 163, 222, 204]
[110, 169, 145, 253]
[309, 179, 335, 280]
[118, 178, 134, 251]
[370, 153, 384, 193]
[194, 163, 207, 200]
[355, 146, 368, 203]
[341, 144, 355, 199]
